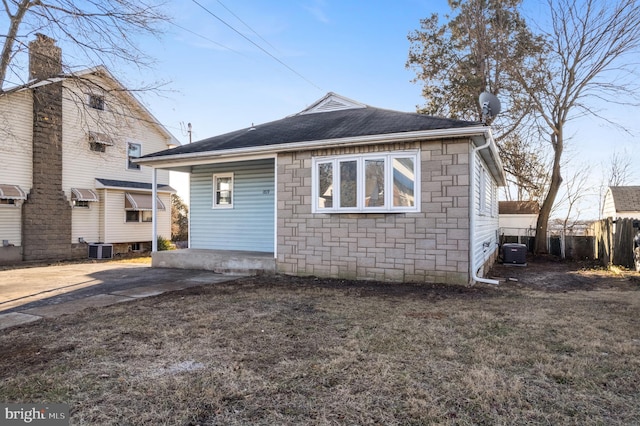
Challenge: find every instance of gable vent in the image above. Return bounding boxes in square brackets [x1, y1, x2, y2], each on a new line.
[298, 92, 367, 115]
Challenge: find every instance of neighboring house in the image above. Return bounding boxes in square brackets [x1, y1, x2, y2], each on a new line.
[0, 34, 177, 263]
[138, 93, 506, 285]
[498, 200, 539, 245]
[602, 186, 640, 219]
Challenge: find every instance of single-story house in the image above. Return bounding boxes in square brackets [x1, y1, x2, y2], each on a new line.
[137, 93, 506, 285]
[602, 186, 640, 219]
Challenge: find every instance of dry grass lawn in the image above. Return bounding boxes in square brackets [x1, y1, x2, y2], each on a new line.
[1, 260, 639, 425]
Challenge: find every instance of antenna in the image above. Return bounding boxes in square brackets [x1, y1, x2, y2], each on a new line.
[187, 122, 192, 144]
[479, 92, 501, 123]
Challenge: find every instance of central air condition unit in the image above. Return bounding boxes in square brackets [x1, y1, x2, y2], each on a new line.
[88, 243, 113, 259]
[502, 243, 527, 265]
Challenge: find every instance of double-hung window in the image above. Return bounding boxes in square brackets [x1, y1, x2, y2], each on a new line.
[213, 173, 234, 208]
[312, 151, 420, 213]
[127, 142, 141, 170]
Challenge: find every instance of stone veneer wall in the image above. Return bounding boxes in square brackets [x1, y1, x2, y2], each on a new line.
[276, 139, 472, 284]
[22, 35, 74, 261]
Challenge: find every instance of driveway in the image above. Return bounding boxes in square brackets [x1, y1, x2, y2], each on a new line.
[0, 261, 240, 329]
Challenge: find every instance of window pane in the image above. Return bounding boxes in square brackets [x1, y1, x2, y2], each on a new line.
[126, 211, 139, 222]
[215, 176, 232, 205]
[365, 159, 385, 207]
[141, 211, 153, 222]
[317, 162, 333, 208]
[128, 143, 141, 170]
[393, 157, 415, 207]
[340, 160, 357, 208]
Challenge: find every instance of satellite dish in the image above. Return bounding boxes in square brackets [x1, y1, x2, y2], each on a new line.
[479, 92, 501, 123]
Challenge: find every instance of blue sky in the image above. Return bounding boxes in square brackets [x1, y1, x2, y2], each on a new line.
[4, 0, 639, 219]
[139, 0, 442, 142]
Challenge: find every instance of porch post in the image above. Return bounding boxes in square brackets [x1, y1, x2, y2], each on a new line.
[152, 167, 158, 252]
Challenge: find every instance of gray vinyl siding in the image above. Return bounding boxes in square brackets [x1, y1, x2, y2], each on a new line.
[190, 159, 275, 252]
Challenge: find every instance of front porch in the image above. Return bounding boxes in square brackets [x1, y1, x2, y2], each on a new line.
[152, 249, 276, 275]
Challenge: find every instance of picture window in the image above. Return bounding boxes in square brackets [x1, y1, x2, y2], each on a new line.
[312, 151, 419, 213]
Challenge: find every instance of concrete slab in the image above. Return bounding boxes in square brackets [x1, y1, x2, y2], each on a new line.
[153, 249, 275, 274]
[22, 294, 135, 318]
[0, 312, 41, 329]
[111, 286, 167, 298]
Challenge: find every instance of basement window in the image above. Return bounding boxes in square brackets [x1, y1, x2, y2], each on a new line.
[312, 151, 420, 213]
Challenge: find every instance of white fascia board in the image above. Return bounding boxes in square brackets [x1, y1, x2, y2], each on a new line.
[94, 182, 176, 193]
[136, 126, 491, 170]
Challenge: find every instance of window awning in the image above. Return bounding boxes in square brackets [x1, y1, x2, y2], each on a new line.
[88, 131, 114, 145]
[125, 192, 166, 211]
[71, 188, 99, 202]
[0, 184, 27, 200]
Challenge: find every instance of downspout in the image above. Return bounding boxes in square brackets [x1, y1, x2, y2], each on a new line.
[470, 134, 500, 285]
[152, 168, 158, 252]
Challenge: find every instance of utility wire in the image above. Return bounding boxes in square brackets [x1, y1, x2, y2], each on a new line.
[169, 21, 246, 57]
[214, 0, 281, 54]
[191, 0, 323, 92]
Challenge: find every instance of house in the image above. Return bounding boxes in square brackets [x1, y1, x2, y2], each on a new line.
[138, 93, 506, 285]
[602, 186, 640, 219]
[498, 200, 539, 246]
[0, 34, 177, 264]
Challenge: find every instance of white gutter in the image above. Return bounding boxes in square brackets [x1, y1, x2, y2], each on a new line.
[135, 126, 490, 169]
[470, 132, 500, 286]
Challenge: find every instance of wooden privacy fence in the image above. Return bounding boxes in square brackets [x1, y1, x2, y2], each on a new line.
[592, 218, 637, 268]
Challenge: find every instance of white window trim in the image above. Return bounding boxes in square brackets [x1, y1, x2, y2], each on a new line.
[213, 173, 234, 209]
[312, 150, 420, 213]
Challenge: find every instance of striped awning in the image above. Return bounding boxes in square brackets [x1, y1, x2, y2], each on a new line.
[71, 188, 99, 202]
[125, 192, 166, 211]
[0, 184, 27, 200]
[88, 131, 114, 145]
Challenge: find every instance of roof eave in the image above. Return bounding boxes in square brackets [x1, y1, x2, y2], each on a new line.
[136, 125, 494, 169]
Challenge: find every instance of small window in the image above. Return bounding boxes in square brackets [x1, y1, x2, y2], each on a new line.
[127, 142, 141, 170]
[0, 199, 16, 205]
[126, 210, 140, 222]
[73, 200, 90, 208]
[141, 211, 153, 222]
[213, 173, 234, 208]
[88, 94, 105, 111]
[88, 132, 112, 153]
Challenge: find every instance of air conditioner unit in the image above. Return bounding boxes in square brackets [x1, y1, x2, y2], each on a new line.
[88, 243, 113, 259]
[502, 243, 527, 265]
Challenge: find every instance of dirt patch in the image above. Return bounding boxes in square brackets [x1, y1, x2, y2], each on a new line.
[1, 259, 639, 425]
[491, 256, 640, 292]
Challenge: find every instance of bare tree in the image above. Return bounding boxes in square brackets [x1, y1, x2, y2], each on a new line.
[596, 149, 636, 218]
[515, 0, 640, 254]
[0, 0, 168, 90]
[406, 0, 549, 202]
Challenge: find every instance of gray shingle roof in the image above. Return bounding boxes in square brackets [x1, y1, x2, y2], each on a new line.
[609, 186, 640, 212]
[95, 178, 175, 192]
[142, 93, 481, 159]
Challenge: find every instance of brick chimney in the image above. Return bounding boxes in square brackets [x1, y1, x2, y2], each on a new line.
[28, 33, 62, 81]
[22, 35, 73, 261]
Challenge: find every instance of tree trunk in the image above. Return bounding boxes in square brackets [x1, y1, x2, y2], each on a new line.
[534, 131, 563, 254]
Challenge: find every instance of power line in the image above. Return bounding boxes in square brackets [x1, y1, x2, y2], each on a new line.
[190, 0, 324, 92]
[168, 21, 246, 57]
[214, 0, 281, 54]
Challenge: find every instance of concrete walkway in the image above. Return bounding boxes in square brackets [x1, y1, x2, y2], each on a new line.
[0, 262, 242, 330]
